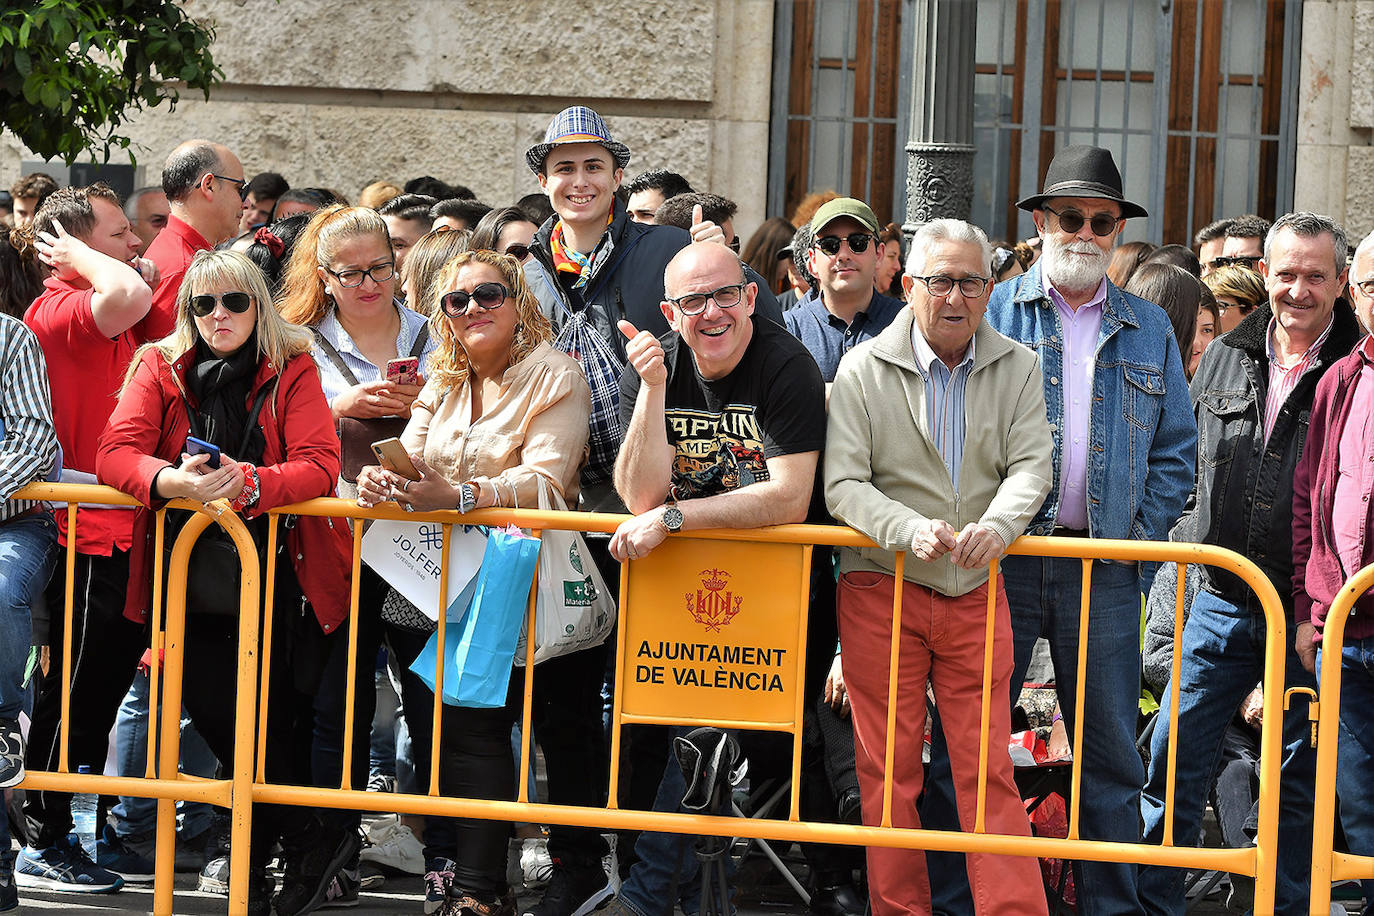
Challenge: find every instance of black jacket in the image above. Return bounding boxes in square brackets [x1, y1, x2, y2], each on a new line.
[530, 198, 782, 364]
[1179, 298, 1363, 613]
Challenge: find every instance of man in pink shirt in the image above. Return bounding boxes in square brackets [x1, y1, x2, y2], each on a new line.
[138, 140, 246, 343]
[1292, 229, 1374, 904]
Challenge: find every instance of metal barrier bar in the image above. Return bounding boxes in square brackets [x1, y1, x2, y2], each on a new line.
[973, 559, 998, 834]
[1067, 558, 1092, 840]
[1309, 562, 1374, 914]
[13, 485, 1291, 913]
[880, 551, 905, 828]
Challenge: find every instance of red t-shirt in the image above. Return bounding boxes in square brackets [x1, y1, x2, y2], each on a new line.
[24, 276, 136, 554]
[137, 214, 211, 344]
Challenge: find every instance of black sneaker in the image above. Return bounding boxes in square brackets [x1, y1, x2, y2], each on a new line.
[0, 718, 23, 789]
[0, 848, 16, 912]
[95, 824, 155, 884]
[424, 858, 457, 915]
[274, 829, 361, 916]
[521, 860, 614, 916]
[317, 866, 360, 908]
[14, 835, 124, 893]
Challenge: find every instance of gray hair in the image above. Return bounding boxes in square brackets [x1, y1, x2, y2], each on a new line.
[1352, 230, 1374, 276]
[123, 186, 161, 221]
[1264, 212, 1348, 274]
[905, 219, 994, 277]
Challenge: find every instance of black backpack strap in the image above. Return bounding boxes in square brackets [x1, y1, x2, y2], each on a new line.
[237, 379, 277, 458]
[408, 324, 429, 359]
[310, 327, 360, 387]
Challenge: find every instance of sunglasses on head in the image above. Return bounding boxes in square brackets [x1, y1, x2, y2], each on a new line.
[1043, 204, 1121, 237]
[812, 233, 877, 256]
[190, 292, 253, 317]
[440, 282, 509, 317]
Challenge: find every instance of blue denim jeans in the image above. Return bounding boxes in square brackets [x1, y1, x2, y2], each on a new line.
[111, 666, 218, 839]
[1320, 638, 1374, 913]
[1002, 554, 1144, 916]
[1139, 588, 1316, 915]
[0, 513, 57, 721]
[618, 726, 733, 916]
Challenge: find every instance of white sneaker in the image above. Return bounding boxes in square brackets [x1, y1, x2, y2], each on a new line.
[520, 837, 553, 888]
[358, 817, 424, 876]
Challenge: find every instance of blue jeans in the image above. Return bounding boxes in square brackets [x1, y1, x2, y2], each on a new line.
[111, 667, 218, 839]
[618, 726, 732, 916]
[0, 513, 57, 721]
[1139, 588, 1316, 915]
[1003, 554, 1144, 916]
[1320, 638, 1374, 913]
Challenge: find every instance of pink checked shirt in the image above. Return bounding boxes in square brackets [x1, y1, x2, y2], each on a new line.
[1262, 316, 1333, 443]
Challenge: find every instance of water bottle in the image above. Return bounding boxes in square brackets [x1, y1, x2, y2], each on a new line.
[72, 765, 98, 859]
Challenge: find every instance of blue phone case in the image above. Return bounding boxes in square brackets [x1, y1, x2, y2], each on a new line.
[185, 436, 221, 469]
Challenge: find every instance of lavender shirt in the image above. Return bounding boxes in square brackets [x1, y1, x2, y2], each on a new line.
[1045, 277, 1107, 532]
[1333, 338, 1374, 575]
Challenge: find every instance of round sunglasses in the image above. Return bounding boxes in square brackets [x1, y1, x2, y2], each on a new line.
[190, 291, 253, 317]
[1043, 204, 1122, 237]
[440, 282, 510, 317]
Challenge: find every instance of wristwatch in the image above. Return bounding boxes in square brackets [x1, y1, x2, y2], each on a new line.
[660, 503, 684, 533]
[458, 482, 478, 514]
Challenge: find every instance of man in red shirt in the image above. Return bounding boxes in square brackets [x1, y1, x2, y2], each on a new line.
[138, 140, 246, 342]
[16, 183, 157, 894]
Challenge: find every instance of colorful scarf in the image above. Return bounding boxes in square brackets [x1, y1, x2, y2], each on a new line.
[549, 213, 615, 291]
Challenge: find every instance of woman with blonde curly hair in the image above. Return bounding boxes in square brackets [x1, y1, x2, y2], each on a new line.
[357, 249, 590, 915]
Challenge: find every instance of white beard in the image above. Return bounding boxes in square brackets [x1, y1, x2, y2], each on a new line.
[1042, 235, 1112, 293]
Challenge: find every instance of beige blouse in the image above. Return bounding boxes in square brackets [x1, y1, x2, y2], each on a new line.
[402, 342, 591, 508]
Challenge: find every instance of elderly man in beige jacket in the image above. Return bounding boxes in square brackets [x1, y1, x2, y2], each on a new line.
[825, 218, 1053, 916]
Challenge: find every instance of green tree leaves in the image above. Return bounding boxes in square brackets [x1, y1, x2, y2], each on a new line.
[0, 0, 223, 163]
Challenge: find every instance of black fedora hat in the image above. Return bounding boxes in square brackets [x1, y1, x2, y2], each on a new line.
[1017, 145, 1148, 218]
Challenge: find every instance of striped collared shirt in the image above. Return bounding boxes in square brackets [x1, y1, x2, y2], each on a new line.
[1262, 314, 1333, 443]
[910, 322, 976, 489]
[0, 315, 59, 522]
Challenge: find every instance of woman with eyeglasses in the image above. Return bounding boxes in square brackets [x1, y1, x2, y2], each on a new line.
[356, 249, 590, 915]
[277, 205, 443, 910]
[97, 249, 351, 914]
[1204, 263, 1267, 335]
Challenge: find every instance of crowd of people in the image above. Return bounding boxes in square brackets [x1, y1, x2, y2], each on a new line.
[0, 103, 1369, 916]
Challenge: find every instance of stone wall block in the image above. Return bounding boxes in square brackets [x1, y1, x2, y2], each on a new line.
[1345, 146, 1374, 238]
[1352, 1, 1374, 128]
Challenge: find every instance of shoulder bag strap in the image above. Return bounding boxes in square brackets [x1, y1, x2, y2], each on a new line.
[310, 327, 360, 387]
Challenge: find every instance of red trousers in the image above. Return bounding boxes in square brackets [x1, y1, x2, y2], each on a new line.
[837, 570, 1047, 916]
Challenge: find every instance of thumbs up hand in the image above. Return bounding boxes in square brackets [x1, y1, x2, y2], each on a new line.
[618, 320, 668, 387]
[689, 203, 727, 246]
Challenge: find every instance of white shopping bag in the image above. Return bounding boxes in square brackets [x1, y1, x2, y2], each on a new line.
[360, 519, 487, 621]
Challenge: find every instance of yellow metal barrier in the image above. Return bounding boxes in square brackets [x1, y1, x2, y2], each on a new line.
[11, 485, 1291, 914]
[1309, 562, 1374, 915]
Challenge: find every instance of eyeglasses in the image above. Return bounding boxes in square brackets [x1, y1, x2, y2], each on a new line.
[911, 275, 991, 298]
[1215, 301, 1257, 317]
[502, 244, 531, 262]
[1354, 278, 1374, 297]
[208, 174, 249, 199]
[666, 283, 747, 316]
[326, 262, 396, 288]
[1043, 204, 1121, 237]
[1208, 255, 1261, 271]
[190, 291, 253, 317]
[440, 282, 510, 317]
[812, 233, 877, 256]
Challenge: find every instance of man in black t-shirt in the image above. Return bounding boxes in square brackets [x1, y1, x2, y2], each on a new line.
[602, 243, 825, 916]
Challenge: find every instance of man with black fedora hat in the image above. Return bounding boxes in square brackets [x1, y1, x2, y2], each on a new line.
[984, 145, 1196, 914]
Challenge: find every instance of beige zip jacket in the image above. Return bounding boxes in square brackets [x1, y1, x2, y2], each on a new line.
[825, 308, 1053, 597]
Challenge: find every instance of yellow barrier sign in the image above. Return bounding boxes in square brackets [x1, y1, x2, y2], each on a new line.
[619, 537, 810, 727]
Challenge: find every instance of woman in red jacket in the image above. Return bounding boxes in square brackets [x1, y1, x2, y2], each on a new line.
[97, 248, 351, 915]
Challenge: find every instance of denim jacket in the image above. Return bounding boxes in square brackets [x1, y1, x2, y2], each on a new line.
[986, 263, 1197, 590]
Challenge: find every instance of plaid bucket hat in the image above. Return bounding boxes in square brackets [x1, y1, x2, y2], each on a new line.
[525, 106, 632, 175]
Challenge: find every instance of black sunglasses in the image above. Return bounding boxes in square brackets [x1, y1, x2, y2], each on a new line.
[1209, 255, 1261, 270]
[812, 233, 877, 256]
[502, 244, 531, 261]
[209, 174, 249, 200]
[440, 282, 509, 317]
[1043, 204, 1121, 237]
[190, 291, 253, 317]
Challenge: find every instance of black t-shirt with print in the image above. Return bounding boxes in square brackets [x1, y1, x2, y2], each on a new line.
[619, 316, 826, 500]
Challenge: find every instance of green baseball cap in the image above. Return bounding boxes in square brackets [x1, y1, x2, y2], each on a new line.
[809, 197, 880, 235]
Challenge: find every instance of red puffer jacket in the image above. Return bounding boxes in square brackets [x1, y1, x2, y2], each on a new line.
[97, 344, 352, 633]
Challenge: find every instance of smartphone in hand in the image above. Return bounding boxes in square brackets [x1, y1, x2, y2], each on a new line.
[185, 436, 221, 470]
[386, 357, 419, 386]
[371, 437, 421, 481]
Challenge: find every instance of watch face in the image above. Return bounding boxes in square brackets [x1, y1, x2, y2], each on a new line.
[663, 506, 684, 532]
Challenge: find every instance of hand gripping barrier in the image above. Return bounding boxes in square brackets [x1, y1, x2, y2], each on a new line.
[1309, 562, 1374, 915]
[12, 485, 1290, 914]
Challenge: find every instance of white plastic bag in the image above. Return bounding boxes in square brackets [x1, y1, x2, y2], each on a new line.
[361, 519, 487, 621]
[514, 479, 617, 665]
